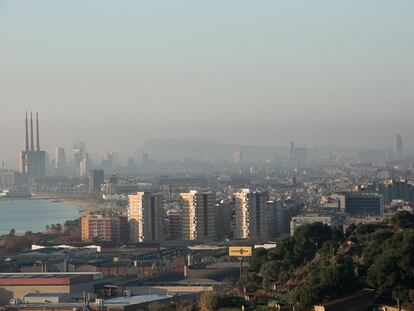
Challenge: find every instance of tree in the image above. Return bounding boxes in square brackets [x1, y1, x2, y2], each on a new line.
[367, 252, 404, 301]
[239, 272, 261, 293]
[249, 248, 268, 273]
[260, 260, 289, 288]
[389, 211, 414, 229]
[199, 292, 219, 311]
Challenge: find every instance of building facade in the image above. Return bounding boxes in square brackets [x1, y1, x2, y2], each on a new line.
[180, 190, 215, 241]
[81, 215, 112, 242]
[128, 192, 164, 242]
[233, 189, 268, 240]
[339, 192, 383, 216]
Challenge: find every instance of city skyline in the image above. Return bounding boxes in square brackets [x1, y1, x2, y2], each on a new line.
[2, 111, 409, 171]
[1, 1, 414, 165]
[1, 2, 414, 310]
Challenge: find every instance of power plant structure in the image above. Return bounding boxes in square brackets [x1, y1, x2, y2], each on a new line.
[19, 112, 46, 179]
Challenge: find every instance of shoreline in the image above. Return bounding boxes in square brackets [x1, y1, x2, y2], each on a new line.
[32, 193, 100, 214]
[0, 197, 86, 236]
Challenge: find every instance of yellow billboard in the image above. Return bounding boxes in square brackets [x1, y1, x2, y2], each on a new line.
[229, 246, 253, 257]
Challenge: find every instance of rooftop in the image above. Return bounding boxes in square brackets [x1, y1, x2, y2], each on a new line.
[104, 294, 171, 306]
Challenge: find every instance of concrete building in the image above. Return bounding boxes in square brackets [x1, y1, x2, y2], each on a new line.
[290, 213, 343, 236]
[110, 215, 129, 243]
[7, 294, 173, 311]
[54, 147, 66, 170]
[79, 153, 89, 177]
[81, 215, 112, 242]
[381, 179, 414, 204]
[89, 169, 104, 197]
[180, 190, 215, 241]
[128, 192, 164, 242]
[232, 150, 242, 165]
[214, 201, 232, 240]
[0, 169, 19, 188]
[267, 199, 284, 238]
[233, 189, 268, 240]
[18, 112, 46, 179]
[167, 210, 182, 240]
[0, 272, 103, 305]
[73, 142, 86, 176]
[339, 192, 383, 216]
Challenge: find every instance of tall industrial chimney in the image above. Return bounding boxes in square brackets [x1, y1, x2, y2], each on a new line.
[36, 112, 40, 151]
[30, 112, 34, 151]
[25, 112, 29, 152]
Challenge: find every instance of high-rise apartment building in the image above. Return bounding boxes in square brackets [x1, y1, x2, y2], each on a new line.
[214, 201, 232, 240]
[111, 215, 129, 243]
[180, 190, 215, 241]
[81, 215, 112, 242]
[267, 199, 284, 238]
[128, 192, 164, 242]
[233, 189, 268, 240]
[167, 210, 182, 240]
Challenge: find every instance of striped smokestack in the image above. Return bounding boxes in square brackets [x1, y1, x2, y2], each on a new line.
[30, 112, 34, 151]
[36, 112, 40, 151]
[25, 112, 29, 152]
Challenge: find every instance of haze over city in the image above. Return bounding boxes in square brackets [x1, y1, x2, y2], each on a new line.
[2, 1, 414, 311]
[1, 0, 414, 167]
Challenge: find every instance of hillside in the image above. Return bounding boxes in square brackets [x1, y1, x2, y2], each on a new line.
[136, 138, 287, 162]
[237, 211, 414, 310]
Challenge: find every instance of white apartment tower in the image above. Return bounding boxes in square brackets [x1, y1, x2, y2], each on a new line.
[233, 189, 268, 240]
[128, 192, 164, 242]
[180, 190, 215, 241]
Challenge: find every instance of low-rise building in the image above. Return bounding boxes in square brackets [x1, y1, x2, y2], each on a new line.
[0, 272, 103, 305]
[290, 213, 343, 236]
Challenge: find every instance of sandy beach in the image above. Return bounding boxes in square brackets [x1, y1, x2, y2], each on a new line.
[32, 193, 100, 214]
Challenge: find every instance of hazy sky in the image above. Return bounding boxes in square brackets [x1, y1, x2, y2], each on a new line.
[1, 0, 413, 166]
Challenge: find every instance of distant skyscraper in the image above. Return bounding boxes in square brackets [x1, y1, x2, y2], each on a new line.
[89, 169, 104, 196]
[128, 192, 164, 242]
[395, 134, 403, 160]
[289, 141, 295, 162]
[55, 147, 66, 170]
[73, 142, 86, 176]
[289, 141, 307, 168]
[180, 190, 215, 241]
[233, 189, 268, 240]
[232, 150, 242, 165]
[80, 153, 89, 177]
[18, 112, 46, 179]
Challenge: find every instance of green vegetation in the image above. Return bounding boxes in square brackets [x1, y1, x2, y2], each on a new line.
[236, 212, 414, 310]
